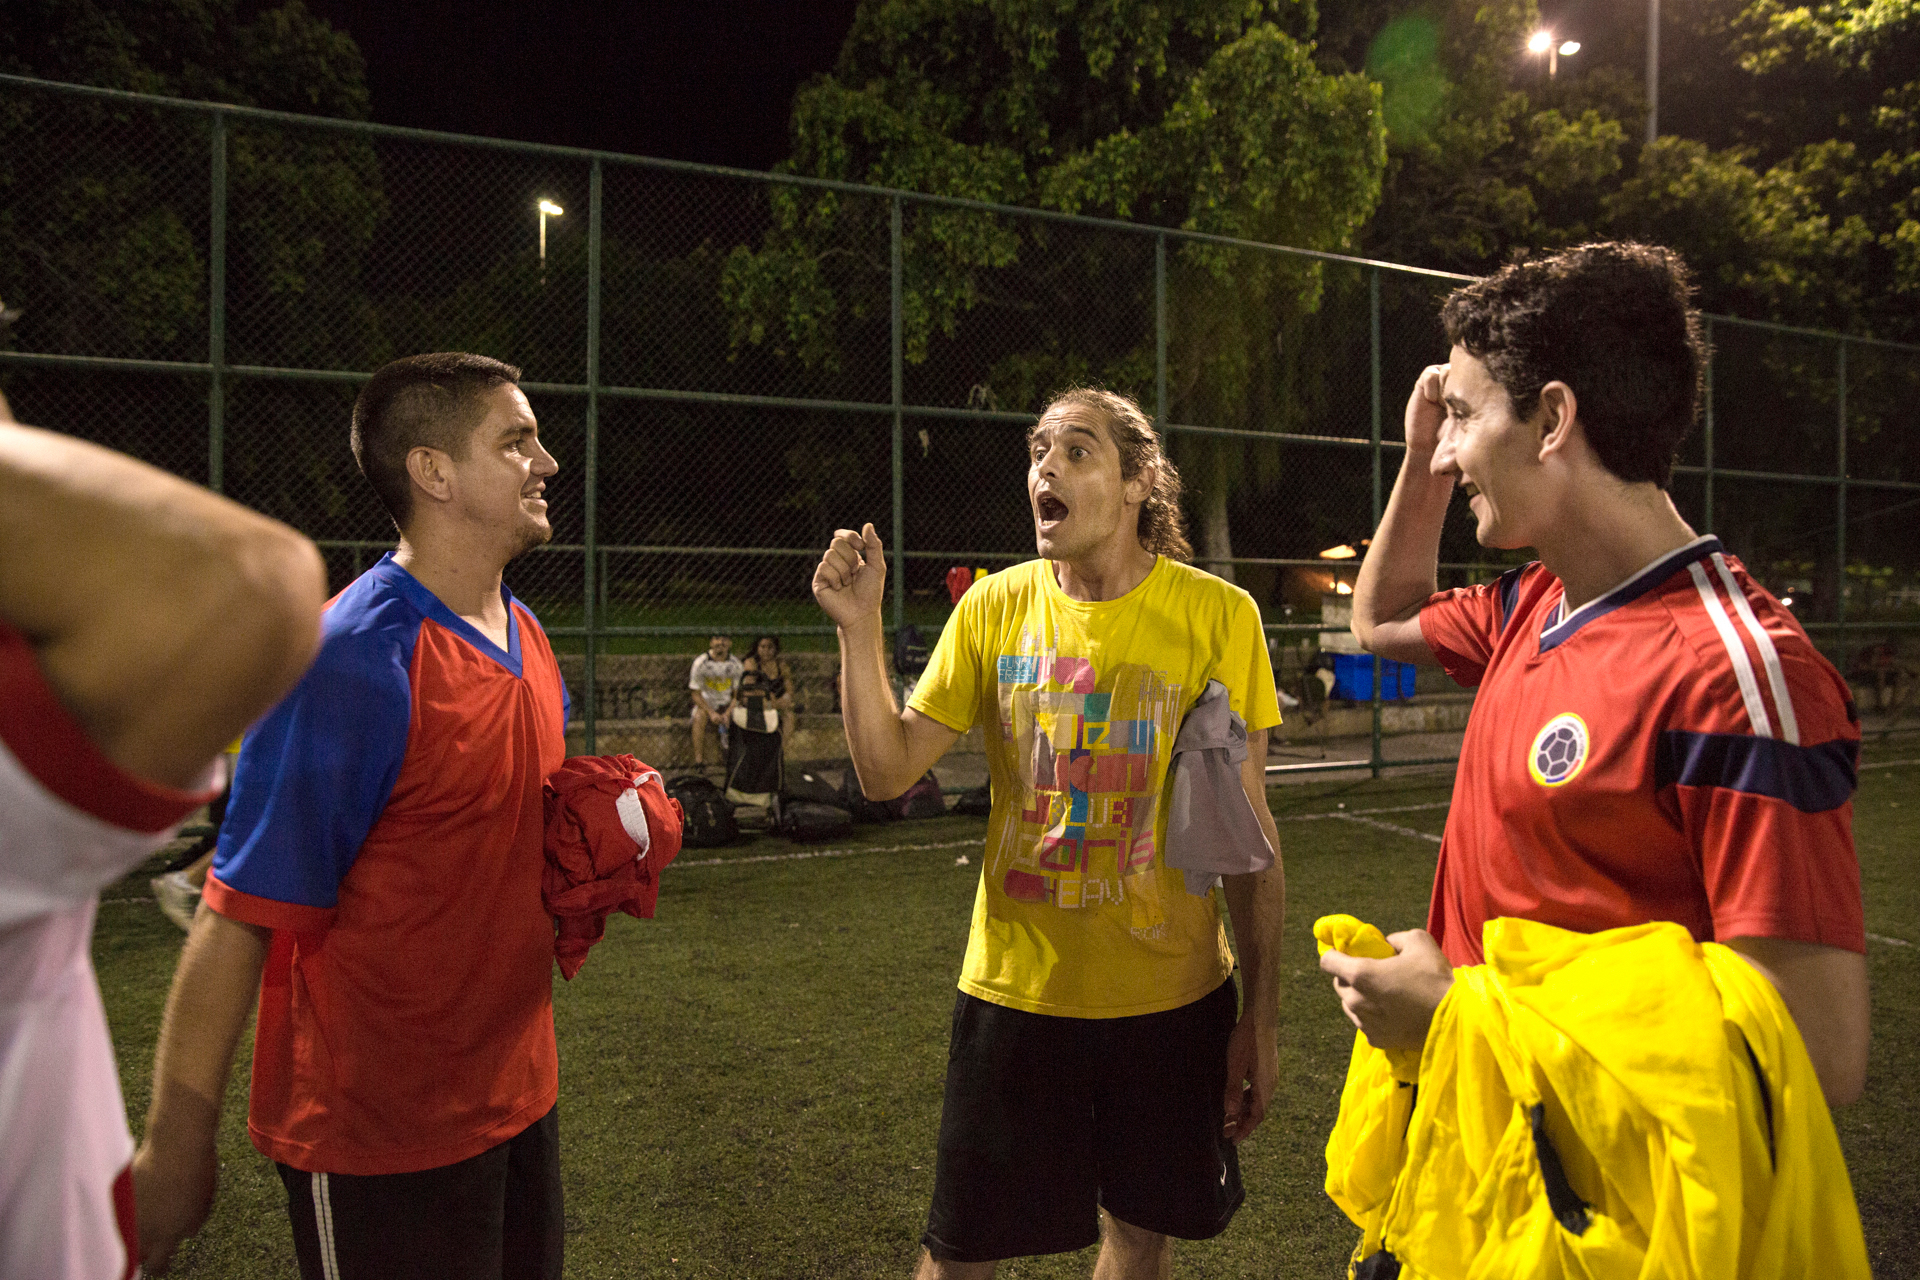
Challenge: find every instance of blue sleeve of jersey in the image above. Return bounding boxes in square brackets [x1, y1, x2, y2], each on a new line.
[212, 626, 413, 911]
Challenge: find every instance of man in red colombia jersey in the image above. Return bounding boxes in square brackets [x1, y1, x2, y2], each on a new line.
[1328, 243, 1868, 1107]
[0, 391, 323, 1280]
[134, 353, 573, 1279]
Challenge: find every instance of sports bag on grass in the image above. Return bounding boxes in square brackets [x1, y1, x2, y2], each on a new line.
[888, 770, 946, 820]
[951, 783, 992, 817]
[838, 767, 896, 824]
[785, 769, 843, 808]
[778, 800, 854, 842]
[665, 774, 738, 848]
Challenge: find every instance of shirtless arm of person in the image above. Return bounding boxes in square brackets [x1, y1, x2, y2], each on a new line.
[0, 415, 325, 787]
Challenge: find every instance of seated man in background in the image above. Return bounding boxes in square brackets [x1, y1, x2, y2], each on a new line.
[0, 387, 324, 1279]
[1333, 242, 1868, 1106]
[689, 632, 742, 766]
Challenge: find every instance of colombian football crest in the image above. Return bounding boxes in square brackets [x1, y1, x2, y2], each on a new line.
[1527, 712, 1589, 787]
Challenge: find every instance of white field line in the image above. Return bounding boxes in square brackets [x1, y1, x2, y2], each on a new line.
[673, 838, 981, 869]
[1329, 813, 1444, 844]
[103, 808, 1453, 900]
[1867, 932, 1912, 948]
[1859, 758, 1920, 771]
[1278, 801, 1451, 823]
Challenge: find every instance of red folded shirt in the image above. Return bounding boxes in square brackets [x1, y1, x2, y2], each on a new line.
[541, 754, 683, 979]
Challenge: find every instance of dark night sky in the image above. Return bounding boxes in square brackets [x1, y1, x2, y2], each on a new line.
[300, 0, 863, 172]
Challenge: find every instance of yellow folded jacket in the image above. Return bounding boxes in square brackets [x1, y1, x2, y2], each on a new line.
[1317, 914, 1869, 1279]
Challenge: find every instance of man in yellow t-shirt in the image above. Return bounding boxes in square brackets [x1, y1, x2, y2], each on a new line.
[812, 388, 1285, 1280]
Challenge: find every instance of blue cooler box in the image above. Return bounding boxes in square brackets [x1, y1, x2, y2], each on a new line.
[1331, 653, 1416, 701]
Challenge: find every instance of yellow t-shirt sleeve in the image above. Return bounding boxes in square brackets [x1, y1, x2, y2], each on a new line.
[908, 591, 984, 735]
[1221, 593, 1282, 732]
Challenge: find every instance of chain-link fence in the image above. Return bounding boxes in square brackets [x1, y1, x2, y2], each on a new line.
[7, 72, 1920, 769]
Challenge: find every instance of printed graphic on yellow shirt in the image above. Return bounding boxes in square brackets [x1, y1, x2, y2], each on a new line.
[993, 649, 1184, 923]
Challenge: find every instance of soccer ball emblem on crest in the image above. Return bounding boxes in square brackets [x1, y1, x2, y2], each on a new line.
[1527, 712, 1589, 787]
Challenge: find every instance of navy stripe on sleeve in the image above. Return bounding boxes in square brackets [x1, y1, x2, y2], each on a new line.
[1655, 731, 1858, 813]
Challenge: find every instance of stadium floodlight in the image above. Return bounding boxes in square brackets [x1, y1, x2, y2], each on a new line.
[1319, 543, 1359, 560]
[1528, 30, 1553, 53]
[537, 199, 565, 264]
[1560, 40, 1581, 55]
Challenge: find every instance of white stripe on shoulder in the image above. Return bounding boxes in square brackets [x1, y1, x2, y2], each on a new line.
[1688, 561, 1774, 738]
[314, 1170, 342, 1280]
[1711, 553, 1799, 745]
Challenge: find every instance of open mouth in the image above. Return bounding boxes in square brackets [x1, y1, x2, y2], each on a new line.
[1036, 492, 1069, 527]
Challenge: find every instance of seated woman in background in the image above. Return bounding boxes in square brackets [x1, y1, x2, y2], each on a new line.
[742, 635, 794, 716]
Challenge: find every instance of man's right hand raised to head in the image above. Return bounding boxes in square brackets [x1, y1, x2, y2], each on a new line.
[812, 522, 888, 631]
[1403, 361, 1449, 464]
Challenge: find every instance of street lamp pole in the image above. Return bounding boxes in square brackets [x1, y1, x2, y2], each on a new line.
[1647, 0, 1660, 142]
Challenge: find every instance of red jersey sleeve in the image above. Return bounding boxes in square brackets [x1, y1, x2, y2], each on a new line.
[1418, 564, 1538, 689]
[1658, 587, 1865, 954]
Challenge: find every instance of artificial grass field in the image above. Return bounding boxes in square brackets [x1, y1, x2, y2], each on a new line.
[97, 760, 1920, 1278]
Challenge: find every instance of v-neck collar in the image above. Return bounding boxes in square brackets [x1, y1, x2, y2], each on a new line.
[373, 553, 523, 677]
[1537, 535, 1720, 654]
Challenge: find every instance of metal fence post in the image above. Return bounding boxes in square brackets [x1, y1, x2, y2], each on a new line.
[1369, 267, 1384, 778]
[890, 195, 905, 634]
[583, 159, 602, 751]
[1155, 234, 1167, 426]
[1702, 317, 1714, 533]
[208, 109, 227, 492]
[1836, 337, 1848, 644]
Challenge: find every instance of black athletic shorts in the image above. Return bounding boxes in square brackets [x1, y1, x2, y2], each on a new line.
[276, 1104, 563, 1280]
[921, 977, 1245, 1263]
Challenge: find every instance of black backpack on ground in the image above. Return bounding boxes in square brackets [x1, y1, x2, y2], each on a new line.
[894, 623, 931, 676]
[951, 783, 992, 817]
[666, 774, 738, 848]
[838, 767, 896, 824]
[888, 770, 947, 820]
[778, 799, 854, 842]
[785, 769, 843, 808]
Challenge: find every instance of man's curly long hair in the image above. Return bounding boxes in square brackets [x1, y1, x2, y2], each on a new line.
[1034, 388, 1192, 561]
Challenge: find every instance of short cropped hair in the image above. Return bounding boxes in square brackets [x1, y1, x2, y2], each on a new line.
[351, 352, 523, 530]
[1439, 242, 1707, 488]
[1034, 388, 1193, 561]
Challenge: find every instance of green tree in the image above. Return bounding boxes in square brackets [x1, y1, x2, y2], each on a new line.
[0, 0, 380, 360]
[0, 0, 385, 526]
[1319, 0, 1920, 342]
[723, 0, 1387, 575]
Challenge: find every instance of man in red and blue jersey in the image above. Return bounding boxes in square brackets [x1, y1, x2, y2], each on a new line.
[1330, 243, 1868, 1107]
[133, 353, 573, 1279]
